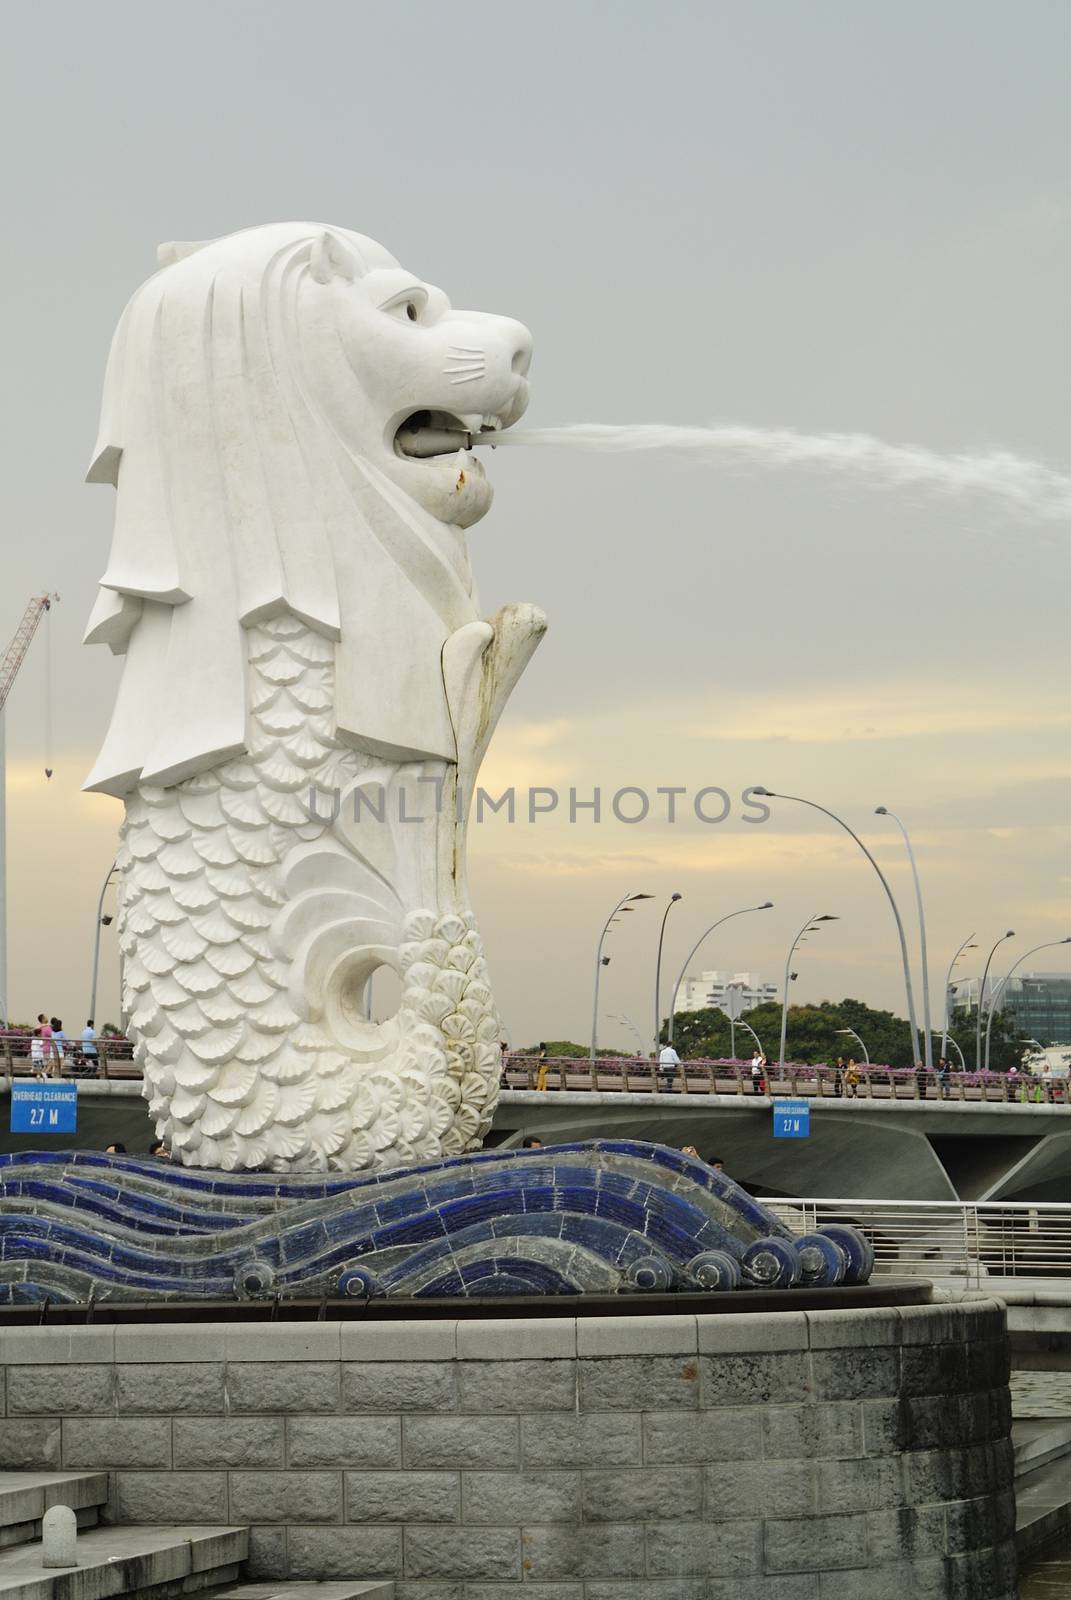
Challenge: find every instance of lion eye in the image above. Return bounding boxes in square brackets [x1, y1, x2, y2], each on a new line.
[382, 288, 428, 323]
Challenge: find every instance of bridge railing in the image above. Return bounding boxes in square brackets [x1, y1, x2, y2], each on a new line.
[757, 1197, 1071, 1288]
[501, 1056, 1070, 1103]
[0, 1030, 137, 1079]
[3, 1039, 1067, 1105]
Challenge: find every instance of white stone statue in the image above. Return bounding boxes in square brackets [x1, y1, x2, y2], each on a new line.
[85, 223, 544, 1171]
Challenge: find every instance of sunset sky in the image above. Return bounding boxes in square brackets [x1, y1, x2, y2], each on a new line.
[3, 0, 1069, 1048]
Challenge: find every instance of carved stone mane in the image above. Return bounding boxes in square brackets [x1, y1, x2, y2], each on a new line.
[85, 222, 526, 795]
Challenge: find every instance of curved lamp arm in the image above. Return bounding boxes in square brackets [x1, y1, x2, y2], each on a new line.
[756, 790, 921, 1064]
[666, 902, 773, 1045]
[984, 937, 1071, 1070]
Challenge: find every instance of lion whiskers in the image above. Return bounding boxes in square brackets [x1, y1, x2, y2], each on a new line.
[445, 345, 486, 386]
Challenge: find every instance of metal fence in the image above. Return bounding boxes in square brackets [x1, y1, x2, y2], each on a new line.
[3, 1038, 1066, 1105]
[501, 1056, 1070, 1103]
[0, 1030, 136, 1079]
[758, 1197, 1071, 1288]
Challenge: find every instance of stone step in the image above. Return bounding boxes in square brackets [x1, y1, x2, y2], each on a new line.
[1015, 1455, 1071, 1557]
[206, 1586, 393, 1600]
[0, 1475, 109, 1551]
[0, 1522, 247, 1600]
[1014, 1419, 1071, 1478]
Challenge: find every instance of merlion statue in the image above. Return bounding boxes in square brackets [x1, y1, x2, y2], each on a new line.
[84, 222, 544, 1172]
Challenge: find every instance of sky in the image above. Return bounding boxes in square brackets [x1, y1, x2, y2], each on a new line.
[1, 0, 1069, 1049]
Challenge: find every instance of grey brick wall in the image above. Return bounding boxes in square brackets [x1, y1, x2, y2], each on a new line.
[0, 1301, 1017, 1598]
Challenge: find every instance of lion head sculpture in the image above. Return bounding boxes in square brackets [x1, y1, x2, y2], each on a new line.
[84, 223, 533, 795]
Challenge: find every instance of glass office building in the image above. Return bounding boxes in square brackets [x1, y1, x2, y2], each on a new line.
[953, 971, 1071, 1046]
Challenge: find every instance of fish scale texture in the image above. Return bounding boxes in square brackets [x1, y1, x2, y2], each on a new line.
[119, 615, 501, 1172]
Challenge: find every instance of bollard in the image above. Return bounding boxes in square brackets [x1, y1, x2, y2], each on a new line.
[41, 1505, 78, 1567]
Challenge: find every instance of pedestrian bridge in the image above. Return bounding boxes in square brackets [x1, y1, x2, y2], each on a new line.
[4, 1048, 1071, 1203]
[492, 1085, 1071, 1203]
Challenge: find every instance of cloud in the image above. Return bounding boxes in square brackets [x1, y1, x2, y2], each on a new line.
[684, 683, 1071, 744]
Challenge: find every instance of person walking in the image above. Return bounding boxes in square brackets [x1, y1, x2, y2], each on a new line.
[536, 1042, 550, 1092]
[51, 1019, 68, 1074]
[750, 1052, 766, 1096]
[36, 1014, 57, 1078]
[844, 1058, 861, 1098]
[80, 1020, 99, 1076]
[937, 1057, 951, 1100]
[832, 1056, 845, 1097]
[658, 1043, 681, 1092]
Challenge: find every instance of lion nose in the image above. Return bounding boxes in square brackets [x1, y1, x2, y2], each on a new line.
[500, 320, 532, 378]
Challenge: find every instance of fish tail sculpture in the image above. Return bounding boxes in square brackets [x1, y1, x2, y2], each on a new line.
[85, 223, 544, 1172]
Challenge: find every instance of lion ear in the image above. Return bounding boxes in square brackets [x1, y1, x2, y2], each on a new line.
[309, 230, 360, 285]
[157, 240, 213, 269]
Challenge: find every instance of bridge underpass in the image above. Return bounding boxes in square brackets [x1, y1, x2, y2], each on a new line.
[490, 1089, 1071, 1202]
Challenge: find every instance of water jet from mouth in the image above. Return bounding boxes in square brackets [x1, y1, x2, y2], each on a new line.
[472, 422, 1071, 521]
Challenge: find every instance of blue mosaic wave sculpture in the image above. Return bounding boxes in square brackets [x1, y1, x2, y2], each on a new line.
[0, 1140, 873, 1304]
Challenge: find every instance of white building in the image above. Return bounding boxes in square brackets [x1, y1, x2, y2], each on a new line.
[675, 970, 778, 1016]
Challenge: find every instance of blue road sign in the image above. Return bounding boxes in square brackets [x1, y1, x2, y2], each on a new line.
[773, 1098, 810, 1139]
[10, 1082, 78, 1135]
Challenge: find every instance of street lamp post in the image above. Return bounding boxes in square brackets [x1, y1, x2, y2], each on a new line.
[976, 931, 1015, 1071]
[945, 1034, 966, 1070]
[754, 790, 921, 1065]
[590, 893, 653, 1062]
[779, 913, 839, 1068]
[608, 1012, 645, 1056]
[653, 892, 683, 1056]
[876, 807, 933, 1072]
[735, 1017, 765, 1058]
[723, 981, 746, 1062]
[835, 1027, 870, 1065]
[666, 902, 774, 1046]
[941, 934, 978, 1061]
[89, 859, 119, 1024]
[984, 938, 1071, 1071]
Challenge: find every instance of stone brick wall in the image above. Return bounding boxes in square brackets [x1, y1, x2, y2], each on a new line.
[0, 1300, 1016, 1598]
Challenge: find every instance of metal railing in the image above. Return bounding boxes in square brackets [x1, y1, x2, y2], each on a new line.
[3, 1038, 1066, 1106]
[501, 1056, 1070, 1104]
[0, 1030, 136, 1079]
[758, 1197, 1071, 1289]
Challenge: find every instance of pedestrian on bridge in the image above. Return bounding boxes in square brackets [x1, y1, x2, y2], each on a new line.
[659, 1043, 681, 1092]
[80, 1020, 99, 1075]
[36, 1014, 58, 1078]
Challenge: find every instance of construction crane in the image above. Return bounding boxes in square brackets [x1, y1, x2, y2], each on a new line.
[0, 593, 59, 1025]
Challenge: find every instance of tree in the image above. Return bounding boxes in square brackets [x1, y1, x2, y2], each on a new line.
[943, 1005, 1031, 1073]
[664, 997, 1030, 1070]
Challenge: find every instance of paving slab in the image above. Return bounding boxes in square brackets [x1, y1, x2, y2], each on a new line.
[1014, 1419, 1071, 1477]
[206, 1586, 393, 1600]
[1015, 1457, 1071, 1557]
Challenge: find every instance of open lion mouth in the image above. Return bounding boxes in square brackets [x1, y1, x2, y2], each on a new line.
[395, 409, 505, 460]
